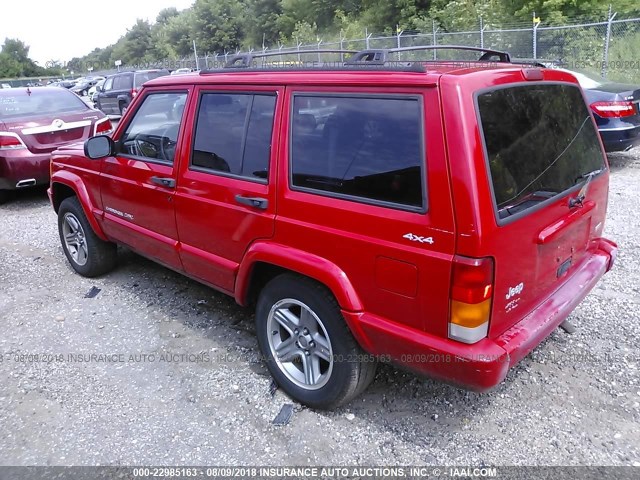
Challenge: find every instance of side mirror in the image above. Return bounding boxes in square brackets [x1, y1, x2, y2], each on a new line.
[84, 135, 114, 159]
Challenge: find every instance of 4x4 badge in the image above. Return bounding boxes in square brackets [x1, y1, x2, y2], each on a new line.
[403, 233, 434, 245]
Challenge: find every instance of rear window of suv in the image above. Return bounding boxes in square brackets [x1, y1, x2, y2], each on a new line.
[134, 71, 169, 88]
[477, 83, 605, 221]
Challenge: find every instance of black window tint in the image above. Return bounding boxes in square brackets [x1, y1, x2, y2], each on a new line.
[120, 92, 187, 164]
[291, 95, 424, 209]
[192, 93, 275, 180]
[477, 84, 605, 220]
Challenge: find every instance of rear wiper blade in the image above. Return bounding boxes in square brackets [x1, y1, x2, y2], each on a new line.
[574, 168, 603, 184]
[500, 190, 558, 217]
[570, 169, 603, 208]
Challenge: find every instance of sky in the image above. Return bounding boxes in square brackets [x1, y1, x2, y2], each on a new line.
[3, 0, 196, 65]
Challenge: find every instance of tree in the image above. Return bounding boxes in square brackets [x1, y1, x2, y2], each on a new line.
[156, 7, 180, 25]
[0, 38, 53, 77]
[192, 0, 244, 54]
[243, 0, 284, 48]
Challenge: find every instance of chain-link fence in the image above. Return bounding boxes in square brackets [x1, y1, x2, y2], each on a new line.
[3, 15, 640, 85]
[182, 15, 639, 83]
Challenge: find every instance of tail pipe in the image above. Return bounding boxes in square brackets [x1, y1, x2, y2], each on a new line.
[16, 178, 36, 188]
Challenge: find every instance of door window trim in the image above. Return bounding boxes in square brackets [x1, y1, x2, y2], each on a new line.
[288, 91, 428, 214]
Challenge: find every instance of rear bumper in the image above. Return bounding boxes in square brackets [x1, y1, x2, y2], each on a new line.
[599, 124, 640, 152]
[0, 150, 51, 190]
[343, 238, 617, 391]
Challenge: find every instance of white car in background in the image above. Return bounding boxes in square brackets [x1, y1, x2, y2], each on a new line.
[1, 83, 11, 89]
[171, 68, 194, 75]
[88, 79, 105, 102]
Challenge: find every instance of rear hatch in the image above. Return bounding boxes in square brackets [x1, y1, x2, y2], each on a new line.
[0, 88, 101, 153]
[474, 81, 609, 337]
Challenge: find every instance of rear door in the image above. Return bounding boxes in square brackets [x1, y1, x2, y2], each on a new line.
[99, 88, 190, 270]
[174, 86, 281, 294]
[464, 79, 609, 337]
[277, 86, 456, 337]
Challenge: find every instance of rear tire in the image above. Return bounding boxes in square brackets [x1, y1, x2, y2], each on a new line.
[0, 190, 9, 204]
[255, 274, 377, 410]
[58, 197, 117, 277]
[119, 102, 127, 116]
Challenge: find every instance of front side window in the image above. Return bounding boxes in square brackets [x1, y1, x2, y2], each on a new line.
[477, 83, 605, 220]
[290, 95, 425, 210]
[103, 77, 114, 91]
[120, 92, 187, 164]
[191, 93, 276, 180]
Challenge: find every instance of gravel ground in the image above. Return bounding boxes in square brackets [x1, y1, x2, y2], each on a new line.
[0, 150, 639, 467]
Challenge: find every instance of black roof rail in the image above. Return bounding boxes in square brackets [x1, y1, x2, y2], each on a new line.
[396, 45, 511, 63]
[344, 50, 390, 66]
[219, 49, 359, 69]
[345, 45, 511, 64]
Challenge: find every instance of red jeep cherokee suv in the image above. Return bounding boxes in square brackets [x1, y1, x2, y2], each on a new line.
[48, 47, 618, 409]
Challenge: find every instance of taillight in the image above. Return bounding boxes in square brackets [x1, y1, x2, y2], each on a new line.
[94, 118, 113, 136]
[590, 101, 636, 118]
[449, 256, 494, 344]
[0, 132, 27, 150]
[131, 89, 138, 98]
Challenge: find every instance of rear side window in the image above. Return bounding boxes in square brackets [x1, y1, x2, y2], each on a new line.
[477, 83, 605, 220]
[290, 95, 425, 210]
[191, 93, 276, 181]
[113, 75, 132, 90]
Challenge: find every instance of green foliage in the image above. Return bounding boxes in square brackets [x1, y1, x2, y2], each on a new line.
[192, 0, 244, 53]
[0, 38, 63, 78]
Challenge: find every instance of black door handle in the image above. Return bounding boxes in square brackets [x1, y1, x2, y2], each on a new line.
[150, 176, 176, 188]
[235, 195, 268, 210]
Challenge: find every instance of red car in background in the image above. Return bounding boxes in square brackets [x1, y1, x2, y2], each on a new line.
[0, 87, 112, 203]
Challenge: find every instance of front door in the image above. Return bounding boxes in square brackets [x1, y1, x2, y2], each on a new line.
[174, 86, 282, 294]
[100, 88, 190, 270]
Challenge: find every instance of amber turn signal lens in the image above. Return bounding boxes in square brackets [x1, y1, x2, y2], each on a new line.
[450, 298, 492, 329]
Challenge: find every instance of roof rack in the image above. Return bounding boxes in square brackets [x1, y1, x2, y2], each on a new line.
[197, 44, 514, 74]
[222, 49, 359, 68]
[345, 45, 511, 65]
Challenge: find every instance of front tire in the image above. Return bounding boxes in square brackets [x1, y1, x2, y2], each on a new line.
[256, 274, 377, 410]
[58, 197, 117, 277]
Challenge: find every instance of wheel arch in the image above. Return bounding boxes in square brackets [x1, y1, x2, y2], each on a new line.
[236, 243, 363, 313]
[51, 173, 108, 241]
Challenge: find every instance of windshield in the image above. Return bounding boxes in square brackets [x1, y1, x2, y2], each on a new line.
[0, 87, 88, 119]
[477, 83, 605, 220]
